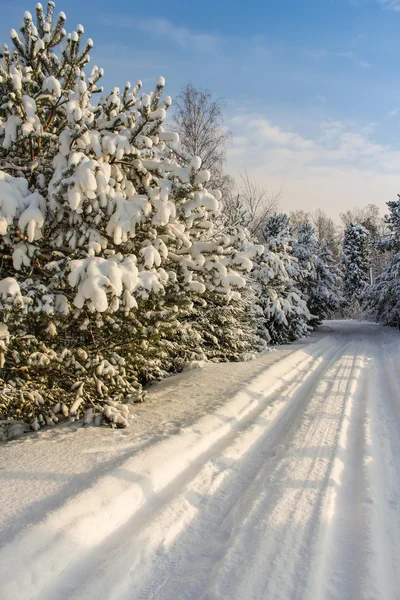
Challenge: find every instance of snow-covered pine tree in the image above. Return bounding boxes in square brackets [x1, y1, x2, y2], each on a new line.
[252, 213, 311, 345]
[164, 93, 264, 365]
[183, 225, 266, 363]
[341, 204, 386, 283]
[166, 217, 266, 368]
[309, 243, 342, 323]
[342, 222, 370, 315]
[0, 3, 258, 431]
[292, 220, 341, 325]
[292, 220, 318, 323]
[370, 195, 400, 327]
[179, 285, 264, 365]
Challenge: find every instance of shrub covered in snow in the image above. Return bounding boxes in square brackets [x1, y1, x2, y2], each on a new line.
[0, 3, 260, 431]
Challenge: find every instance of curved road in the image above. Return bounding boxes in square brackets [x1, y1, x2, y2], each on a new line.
[1, 321, 400, 599]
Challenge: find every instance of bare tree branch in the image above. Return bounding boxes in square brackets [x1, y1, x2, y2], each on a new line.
[170, 83, 233, 196]
[311, 209, 341, 261]
[223, 170, 281, 238]
[289, 210, 310, 229]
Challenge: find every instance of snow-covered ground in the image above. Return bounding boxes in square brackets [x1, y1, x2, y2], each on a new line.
[1, 320, 400, 600]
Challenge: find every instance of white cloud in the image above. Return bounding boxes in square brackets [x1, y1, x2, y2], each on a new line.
[137, 18, 218, 52]
[309, 49, 371, 68]
[379, 0, 400, 11]
[226, 115, 400, 220]
[97, 15, 218, 53]
[334, 51, 371, 68]
[352, 33, 367, 43]
[246, 118, 316, 151]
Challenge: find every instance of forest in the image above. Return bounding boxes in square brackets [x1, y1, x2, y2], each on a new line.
[0, 3, 398, 433]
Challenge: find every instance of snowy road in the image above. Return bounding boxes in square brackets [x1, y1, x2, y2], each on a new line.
[1, 320, 400, 600]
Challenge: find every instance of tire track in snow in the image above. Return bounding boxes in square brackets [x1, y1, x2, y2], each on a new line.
[0, 335, 338, 600]
[3, 323, 400, 600]
[308, 348, 373, 600]
[70, 342, 355, 600]
[204, 345, 365, 600]
[362, 342, 400, 600]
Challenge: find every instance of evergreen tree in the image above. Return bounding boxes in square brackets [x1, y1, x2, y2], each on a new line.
[170, 224, 265, 367]
[292, 220, 318, 317]
[340, 204, 388, 283]
[252, 213, 311, 344]
[342, 223, 370, 314]
[370, 195, 400, 327]
[293, 221, 341, 325]
[309, 243, 342, 323]
[0, 4, 258, 430]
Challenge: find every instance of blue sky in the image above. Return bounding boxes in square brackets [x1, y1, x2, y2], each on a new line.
[2, 0, 400, 219]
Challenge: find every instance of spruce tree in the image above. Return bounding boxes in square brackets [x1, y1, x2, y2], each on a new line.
[167, 223, 265, 367]
[342, 223, 370, 314]
[309, 243, 342, 323]
[0, 4, 258, 431]
[292, 221, 318, 322]
[252, 213, 311, 344]
[293, 221, 341, 325]
[370, 195, 400, 327]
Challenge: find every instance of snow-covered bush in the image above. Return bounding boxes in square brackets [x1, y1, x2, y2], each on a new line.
[0, 4, 259, 431]
[252, 213, 311, 344]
